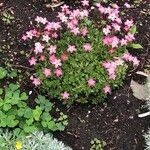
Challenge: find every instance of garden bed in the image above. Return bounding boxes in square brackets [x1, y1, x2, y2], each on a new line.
[0, 0, 150, 149]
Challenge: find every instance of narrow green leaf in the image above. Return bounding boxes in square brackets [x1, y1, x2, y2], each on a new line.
[129, 43, 143, 49]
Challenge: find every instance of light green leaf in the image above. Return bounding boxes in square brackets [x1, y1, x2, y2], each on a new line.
[0, 67, 7, 79]
[0, 88, 3, 95]
[130, 25, 137, 34]
[21, 92, 28, 100]
[9, 83, 19, 91]
[26, 118, 34, 125]
[129, 43, 143, 49]
[3, 104, 11, 111]
[33, 106, 42, 121]
[8, 70, 17, 78]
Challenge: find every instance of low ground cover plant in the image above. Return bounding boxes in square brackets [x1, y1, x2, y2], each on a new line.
[0, 67, 68, 135]
[0, 129, 72, 150]
[22, 1, 141, 104]
[90, 138, 106, 150]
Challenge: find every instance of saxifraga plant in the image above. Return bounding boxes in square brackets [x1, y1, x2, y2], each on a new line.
[22, 1, 141, 105]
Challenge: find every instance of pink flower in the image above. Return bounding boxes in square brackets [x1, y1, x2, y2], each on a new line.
[45, 22, 61, 31]
[43, 68, 51, 77]
[103, 25, 111, 35]
[125, 19, 133, 28]
[112, 23, 121, 31]
[124, 26, 130, 31]
[40, 55, 45, 61]
[102, 61, 117, 80]
[71, 9, 80, 18]
[35, 16, 47, 24]
[71, 19, 78, 26]
[54, 68, 63, 77]
[80, 10, 89, 18]
[61, 53, 69, 61]
[81, 0, 89, 6]
[61, 91, 70, 100]
[52, 58, 62, 68]
[67, 45, 77, 53]
[103, 85, 111, 94]
[58, 12, 68, 23]
[124, 3, 131, 8]
[29, 29, 38, 37]
[71, 27, 80, 35]
[111, 37, 120, 48]
[80, 27, 88, 36]
[120, 39, 128, 46]
[132, 57, 140, 66]
[125, 33, 135, 42]
[115, 58, 124, 66]
[26, 31, 34, 39]
[34, 42, 44, 54]
[109, 48, 115, 54]
[67, 21, 75, 29]
[88, 79, 96, 87]
[52, 22, 61, 30]
[108, 13, 117, 21]
[51, 32, 58, 38]
[122, 53, 140, 66]
[48, 45, 57, 55]
[61, 4, 70, 14]
[29, 57, 37, 65]
[42, 35, 50, 42]
[22, 35, 27, 41]
[115, 17, 122, 24]
[49, 54, 56, 64]
[32, 77, 41, 86]
[104, 7, 112, 14]
[96, 4, 105, 14]
[83, 43, 92, 52]
[109, 74, 116, 80]
[103, 36, 119, 48]
[122, 53, 133, 61]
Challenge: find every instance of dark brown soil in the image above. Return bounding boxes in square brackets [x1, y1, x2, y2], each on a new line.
[0, 0, 150, 150]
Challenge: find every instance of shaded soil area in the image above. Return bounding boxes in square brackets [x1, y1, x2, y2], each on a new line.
[0, 0, 150, 150]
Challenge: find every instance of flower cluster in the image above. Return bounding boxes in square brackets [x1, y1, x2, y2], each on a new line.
[22, 1, 140, 104]
[96, 3, 136, 54]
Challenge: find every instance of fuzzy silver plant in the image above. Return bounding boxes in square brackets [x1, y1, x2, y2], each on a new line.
[23, 132, 72, 150]
[144, 129, 150, 150]
[0, 129, 72, 150]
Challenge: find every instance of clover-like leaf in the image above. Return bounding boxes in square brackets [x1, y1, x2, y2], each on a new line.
[9, 83, 19, 91]
[8, 69, 17, 78]
[0, 67, 7, 79]
[20, 92, 28, 100]
[24, 108, 33, 119]
[33, 106, 42, 121]
[3, 104, 11, 111]
[23, 124, 37, 133]
[48, 121, 57, 130]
